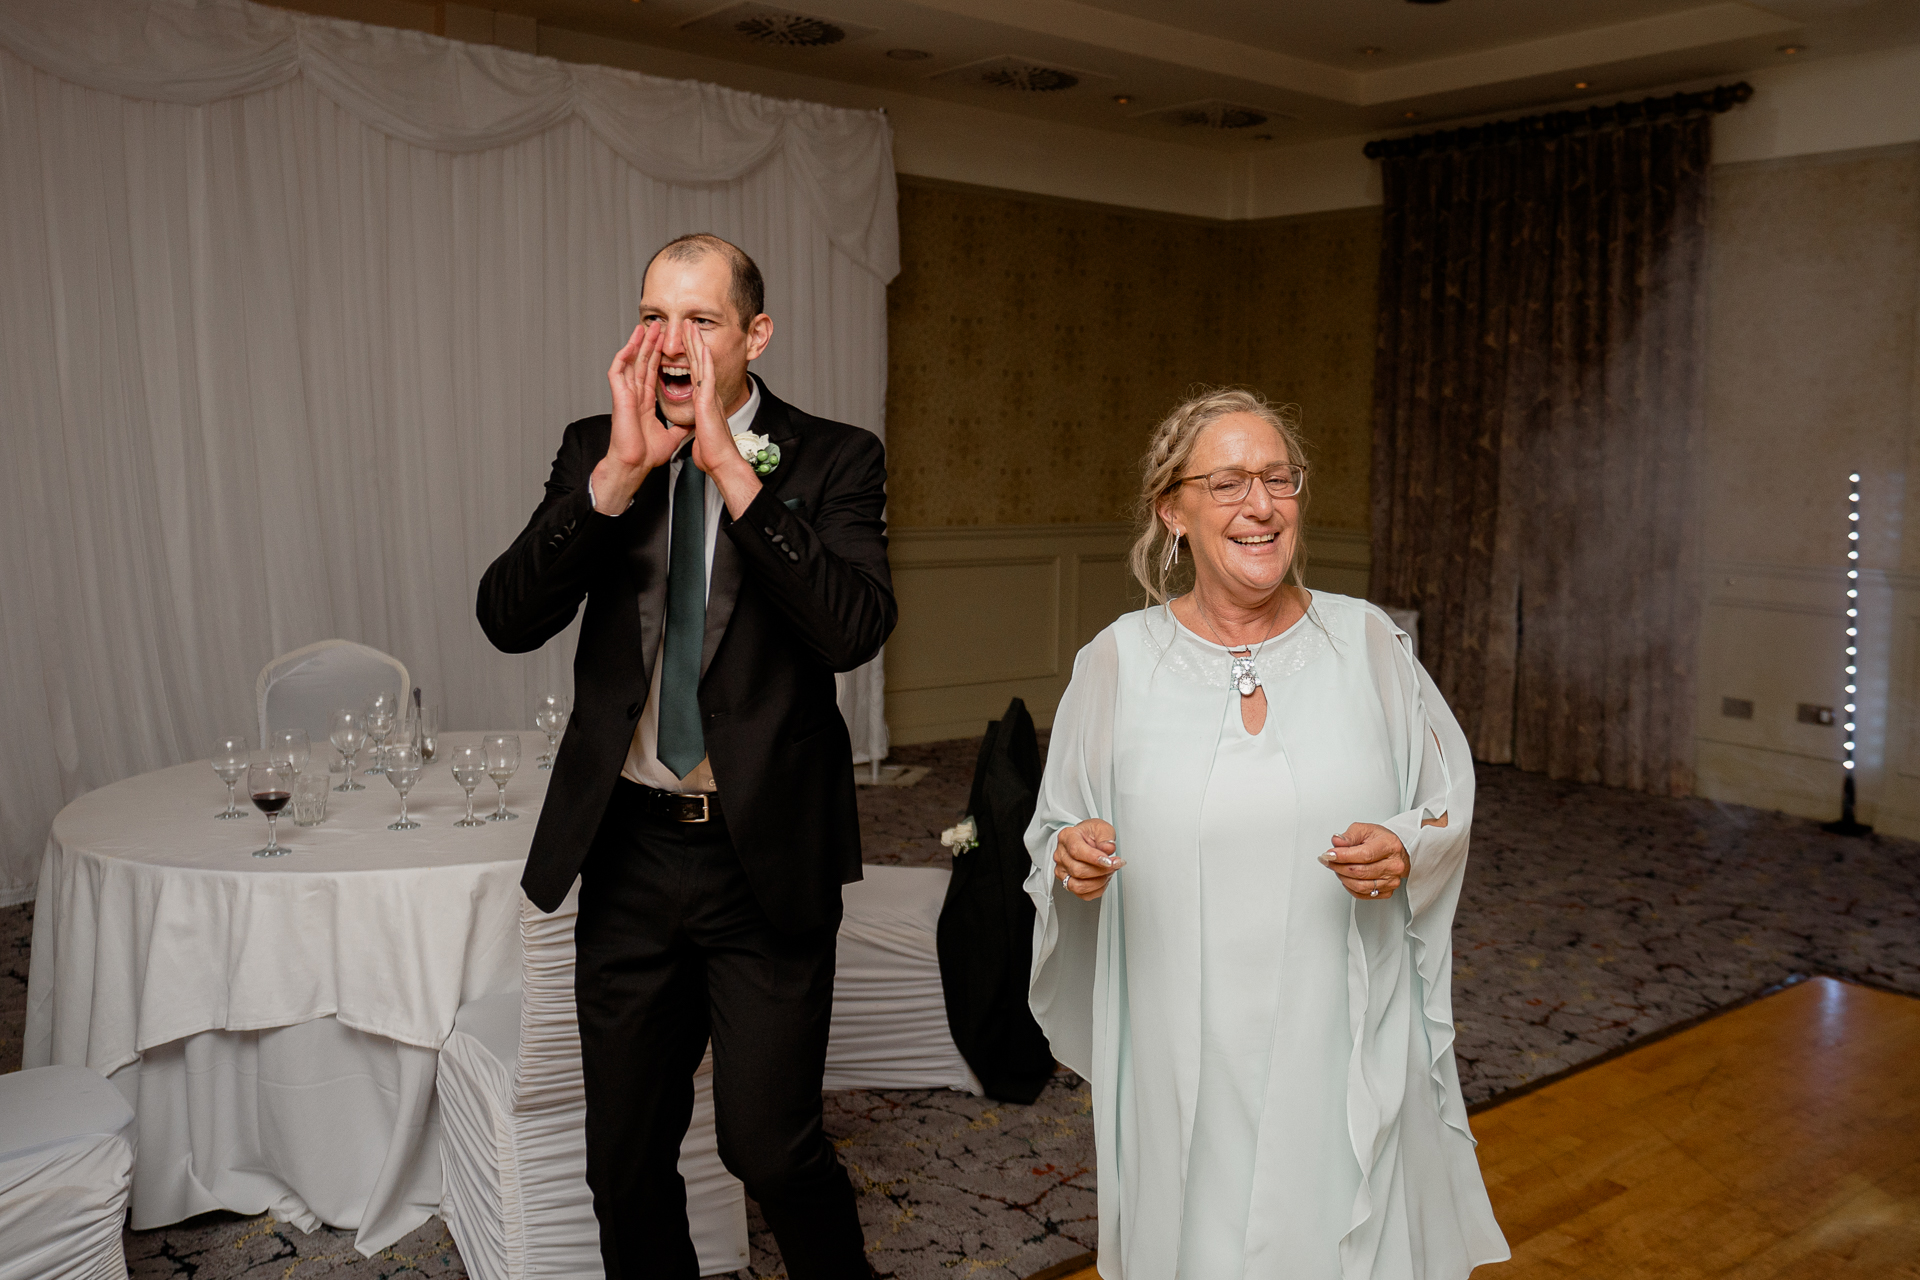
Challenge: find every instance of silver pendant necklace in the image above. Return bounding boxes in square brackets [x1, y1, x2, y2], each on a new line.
[1191, 593, 1285, 698]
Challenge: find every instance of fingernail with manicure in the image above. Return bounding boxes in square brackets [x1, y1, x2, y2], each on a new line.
[1317, 852, 1336, 867]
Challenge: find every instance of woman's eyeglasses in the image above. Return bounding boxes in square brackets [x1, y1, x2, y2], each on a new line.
[1173, 464, 1307, 505]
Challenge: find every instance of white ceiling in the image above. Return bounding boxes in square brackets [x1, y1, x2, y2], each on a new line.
[494, 0, 1920, 149]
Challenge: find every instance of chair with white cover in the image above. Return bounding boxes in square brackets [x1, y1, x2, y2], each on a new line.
[0, 1065, 137, 1280]
[436, 884, 750, 1280]
[825, 865, 982, 1095]
[255, 640, 409, 750]
[437, 866, 976, 1279]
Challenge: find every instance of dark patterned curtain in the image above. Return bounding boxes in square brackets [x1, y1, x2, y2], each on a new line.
[1368, 107, 1716, 795]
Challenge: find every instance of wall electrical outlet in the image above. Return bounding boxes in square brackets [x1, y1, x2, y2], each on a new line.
[1721, 697, 1755, 719]
[1797, 703, 1835, 726]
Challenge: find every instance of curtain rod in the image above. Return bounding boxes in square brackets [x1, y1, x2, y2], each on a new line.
[1362, 81, 1753, 161]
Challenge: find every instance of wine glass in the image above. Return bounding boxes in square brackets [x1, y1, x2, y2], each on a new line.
[212, 734, 249, 820]
[416, 706, 439, 765]
[329, 708, 367, 792]
[247, 752, 293, 857]
[484, 733, 520, 821]
[385, 742, 423, 831]
[533, 694, 566, 769]
[450, 744, 488, 828]
[388, 705, 417, 753]
[269, 728, 310, 777]
[364, 692, 398, 775]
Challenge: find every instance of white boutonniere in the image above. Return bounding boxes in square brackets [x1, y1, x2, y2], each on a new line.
[734, 431, 781, 477]
[939, 815, 979, 856]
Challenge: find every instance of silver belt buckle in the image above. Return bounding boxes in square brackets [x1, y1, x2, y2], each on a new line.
[681, 793, 710, 823]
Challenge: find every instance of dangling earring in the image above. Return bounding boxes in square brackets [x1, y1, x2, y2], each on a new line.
[1162, 529, 1183, 573]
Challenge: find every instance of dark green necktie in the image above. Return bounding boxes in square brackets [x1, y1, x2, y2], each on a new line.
[656, 455, 707, 779]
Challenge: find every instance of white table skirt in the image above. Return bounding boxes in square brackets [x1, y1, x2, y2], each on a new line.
[109, 1016, 442, 1249]
[25, 738, 542, 1253]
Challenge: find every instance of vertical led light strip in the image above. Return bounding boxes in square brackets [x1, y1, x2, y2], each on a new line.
[1844, 472, 1860, 773]
[1825, 471, 1872, 835]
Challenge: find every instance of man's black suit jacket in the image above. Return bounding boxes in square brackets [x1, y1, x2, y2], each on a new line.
[477, 376, 895, 932]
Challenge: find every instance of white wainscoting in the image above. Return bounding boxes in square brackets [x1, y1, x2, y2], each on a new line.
[1696, 560, 1920, 839]
[882, 525, 1920, 838]
[883, 523, 1372, 744]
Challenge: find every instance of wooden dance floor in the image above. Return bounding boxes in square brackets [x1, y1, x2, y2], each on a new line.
[1030, 976, 1920, 1280]
[1474, 975, 1920, 1277]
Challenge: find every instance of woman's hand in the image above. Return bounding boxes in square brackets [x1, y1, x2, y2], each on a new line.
[1054, 819, 1123, 901]
[1320, 822, 1408, 900]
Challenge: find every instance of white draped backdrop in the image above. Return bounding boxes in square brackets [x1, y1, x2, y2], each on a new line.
[0, 0, 900, 904]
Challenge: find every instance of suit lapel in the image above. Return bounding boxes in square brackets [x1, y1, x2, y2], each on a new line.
[700, 376, 796, 679]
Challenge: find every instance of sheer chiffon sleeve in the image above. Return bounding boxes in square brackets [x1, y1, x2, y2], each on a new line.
[1022, 628, 1119, 1079]
[1359, 605, 1481, 1140]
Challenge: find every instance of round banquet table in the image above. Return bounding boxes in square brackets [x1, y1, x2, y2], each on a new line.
[23, 737, 547, 1255]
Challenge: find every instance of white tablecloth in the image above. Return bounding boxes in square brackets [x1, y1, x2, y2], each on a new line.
[24, 738, 541, 1252]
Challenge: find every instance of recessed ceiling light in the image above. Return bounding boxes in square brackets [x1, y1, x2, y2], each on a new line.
[1778, 44, 1805, 55]
[1112, 94, 1132, 105]
[1573, 80, 1591, 89]
[1403, 110, 1420, 120]
[1359, 46, 1382, 57]
[886, 48, 932, 60]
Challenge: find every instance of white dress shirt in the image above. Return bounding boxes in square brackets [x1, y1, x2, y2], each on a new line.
[621, 379, 762, 792]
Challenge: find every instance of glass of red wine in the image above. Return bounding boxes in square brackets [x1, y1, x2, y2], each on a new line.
[247, 752, 293, 858]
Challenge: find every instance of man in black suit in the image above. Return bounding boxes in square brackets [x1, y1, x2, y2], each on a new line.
[477, 233, 892, 1279]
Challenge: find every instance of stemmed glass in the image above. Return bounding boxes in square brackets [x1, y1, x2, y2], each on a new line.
[269, 728, 310, 777]
[450, 744, 488, 828]
[533, 694, 567, 769]
[364, 692, 398, 776]
[385, 742, 423, 830]
[247, 752, 293, 857]
[484, 733, 520, 821]
[329, 709, 367, 792]
[212, 735, 249, 820]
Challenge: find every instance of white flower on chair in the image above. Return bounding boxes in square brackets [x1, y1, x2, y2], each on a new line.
[939, 816, 978, 856]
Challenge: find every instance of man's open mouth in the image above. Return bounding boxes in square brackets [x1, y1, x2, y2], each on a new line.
[660, 364, 693, 400]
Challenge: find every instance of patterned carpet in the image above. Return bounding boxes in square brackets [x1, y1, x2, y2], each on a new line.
[3, 737, 1915, 1279]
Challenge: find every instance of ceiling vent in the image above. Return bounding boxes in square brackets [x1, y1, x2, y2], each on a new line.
[931, 55, 1106, 93]
[680, 3, 876, 49]
[1140, 99, 1288, 130]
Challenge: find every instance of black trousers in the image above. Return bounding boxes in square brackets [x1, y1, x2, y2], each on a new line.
[574, 780, 866, 1280]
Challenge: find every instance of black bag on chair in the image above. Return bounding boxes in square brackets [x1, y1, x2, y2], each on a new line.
[936, 697, 1057, 1104]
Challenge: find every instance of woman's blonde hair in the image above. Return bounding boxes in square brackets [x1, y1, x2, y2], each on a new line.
[1128, 387, 1311, 605]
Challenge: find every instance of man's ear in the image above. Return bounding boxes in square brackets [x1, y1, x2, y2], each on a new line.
[745, 313, 773, 362]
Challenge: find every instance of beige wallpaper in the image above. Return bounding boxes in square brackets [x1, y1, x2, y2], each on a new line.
[1704, 144, 1920, 577]
[888, 150, 1920, 566]
[1238, 209, 1381, 532]
[884, 178, 1380, 529]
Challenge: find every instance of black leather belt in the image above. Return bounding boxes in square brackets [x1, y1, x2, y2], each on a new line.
[632, 782, 718, 824]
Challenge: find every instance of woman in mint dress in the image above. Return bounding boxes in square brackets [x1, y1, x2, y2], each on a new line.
[1026, 389, 1508, 1279]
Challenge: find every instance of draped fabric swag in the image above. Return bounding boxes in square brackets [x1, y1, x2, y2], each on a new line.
[1368, 113, 1712, 795]
[0, 0, 899, 903]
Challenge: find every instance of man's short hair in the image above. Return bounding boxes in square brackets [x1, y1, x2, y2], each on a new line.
[649, 233, 765, 329]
